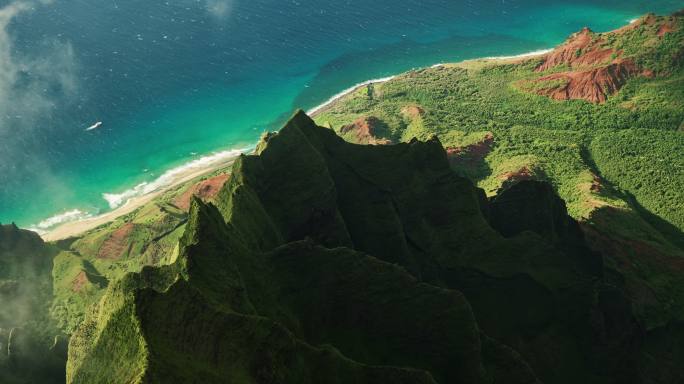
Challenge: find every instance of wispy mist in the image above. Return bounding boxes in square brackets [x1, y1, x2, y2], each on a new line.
[0, 0, 78, 136]
[0, 0, 79, 224]
[204, 0, 235, 18]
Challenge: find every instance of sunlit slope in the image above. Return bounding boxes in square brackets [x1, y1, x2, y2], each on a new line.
[66, 111, 683, 383]
[313, 11, 684, 250]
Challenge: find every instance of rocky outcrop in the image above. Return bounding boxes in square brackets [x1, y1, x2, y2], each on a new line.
[339, 116, 393, 145]
[67, 111, 665, 384]
[657, 22, 676, 37]
[446, 133, 494, 167]
[401, 105, 425, 119]
[498, 165, 539, 187]
[536, 28, 615, 72]
[526, 13, 683, 103]
[533, 60, 639, 103]
[488, 181, 575, 241]
[173, 173, 229, 211]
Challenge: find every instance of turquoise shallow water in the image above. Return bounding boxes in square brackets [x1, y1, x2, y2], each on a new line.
[0, 0, 681, 228]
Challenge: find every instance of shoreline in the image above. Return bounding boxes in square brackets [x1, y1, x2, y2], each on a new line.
[307, 75, 398, 116]
[39, 47, 553, 241]
[307, 48, 551, 117]
[40, 149, 245, 241]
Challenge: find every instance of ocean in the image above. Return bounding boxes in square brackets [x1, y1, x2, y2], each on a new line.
[0, 0, 681, 229]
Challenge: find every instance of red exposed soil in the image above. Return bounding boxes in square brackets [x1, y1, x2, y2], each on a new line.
[499, 166, 536, 183]
[71, 271, 88, 293]
[445, 133, 494, 169]
[400, 105, 425, 119]
[533, 60, 640, 103]
[613, 14, 658, 34]
[97, 222, 135, 260]
[174, 174, 230, 211]
[528, 19, 671, 103]
[339, 116, 393, 145]
[536, 28, 616, 72]
[657, 22, 676, 37]
[590, 174, 603, 194]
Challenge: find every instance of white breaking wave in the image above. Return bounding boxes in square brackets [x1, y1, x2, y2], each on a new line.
[307, 49, 555, 116]
[29, 209, 93, 233]
[102, 147, 248, 209]
[307, 75, 397, 116]
[482, 49, 553, 61]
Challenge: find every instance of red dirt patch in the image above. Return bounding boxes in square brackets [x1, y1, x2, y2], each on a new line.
[339, 116, 393, 145]
[657, 22, 676, 37]
[613, 14, 658, 35]
[499, 166, 536, 183]
[71, 271, 88, 293]
[445, 132, 494, 170]
[529, 16, 678, 103]
[532, 60, 639, 103]
[174, 174, 230, 211]
[400, 105, 425, 119]
[97, 222, 135, 260]
[536, 28, 616, 72]
[590, 174, 603, 193]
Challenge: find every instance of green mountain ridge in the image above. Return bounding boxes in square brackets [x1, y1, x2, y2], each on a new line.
[60, 111, 684, 383]
[0, 10, 682, 384]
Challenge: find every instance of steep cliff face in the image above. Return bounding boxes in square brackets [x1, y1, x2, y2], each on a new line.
[0, 224, 65, 384]
[338, 116, 394, 145]
[65, 111, 669, 384]
[533, 60, 639, 103]
[536, 28, 615, 72]
[522, 13, 682, 103]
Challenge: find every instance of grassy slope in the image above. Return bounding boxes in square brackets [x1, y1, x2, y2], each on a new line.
[71, 111, 684, 384]
[5, 11, 682, 384]
[313, 13, 684, 253]
[50, 168, 231, 334]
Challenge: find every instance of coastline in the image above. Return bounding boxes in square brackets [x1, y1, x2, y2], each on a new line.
[39, 47, 553, 242]
[41, 149, 245, 241]
[307, 48, 551, 118]
[307, 75, 398, 116]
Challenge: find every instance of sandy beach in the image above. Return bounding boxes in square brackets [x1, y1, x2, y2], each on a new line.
[41, 154, 240, 242]
[41, 48, 552, 242]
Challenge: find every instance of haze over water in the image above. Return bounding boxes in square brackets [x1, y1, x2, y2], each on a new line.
[0, 0, 681, 228]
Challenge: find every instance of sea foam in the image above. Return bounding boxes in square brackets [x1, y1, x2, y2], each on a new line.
[102, 147, 248, 209]
[29, 209, 93, 233]
[307, 75, 396, 116]
[482, 49, 553, 61]
[307, 50, 555, 116]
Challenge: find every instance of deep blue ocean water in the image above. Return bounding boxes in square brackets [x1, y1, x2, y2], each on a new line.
[0, 0, 681, 229]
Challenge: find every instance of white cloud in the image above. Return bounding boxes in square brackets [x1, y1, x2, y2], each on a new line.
[0, 0, 78, 138]
[205, 0, 234, 18]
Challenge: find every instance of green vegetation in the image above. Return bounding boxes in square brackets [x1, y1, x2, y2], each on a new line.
[1, 11, 683, 384]
[64, 111, 684, 383]
[609, 14, 684, 73]
[314, 12, 684, 253]
[0, 224, 65, 384]
[590, 129, 684, 242]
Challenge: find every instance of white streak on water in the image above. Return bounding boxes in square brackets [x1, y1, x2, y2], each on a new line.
[29, 209, 92, 233]
[102, 147, 249, 209]
[482, 49, 553, 60]
[307, 75, 396, 116]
